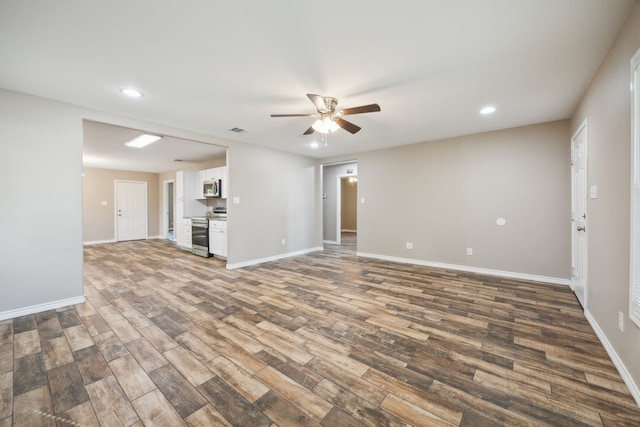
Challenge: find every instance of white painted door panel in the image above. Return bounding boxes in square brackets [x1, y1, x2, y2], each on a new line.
[571, 122, 587, 307]
[116, 181, 148, 241]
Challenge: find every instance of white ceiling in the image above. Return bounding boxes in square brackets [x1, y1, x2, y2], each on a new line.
[0, 0, 635, 169]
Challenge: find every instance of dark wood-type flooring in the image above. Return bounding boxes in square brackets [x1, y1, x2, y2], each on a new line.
[2, 233, 640, 426]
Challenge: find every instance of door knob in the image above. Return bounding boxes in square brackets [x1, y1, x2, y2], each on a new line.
[577, 226, 586, 232]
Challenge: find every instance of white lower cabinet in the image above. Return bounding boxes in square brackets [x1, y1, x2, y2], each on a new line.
[177, 218, 192, 249]
[209, 220, 227, 257]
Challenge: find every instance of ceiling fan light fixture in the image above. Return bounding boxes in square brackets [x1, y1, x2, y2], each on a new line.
[312, 116, 339, 134]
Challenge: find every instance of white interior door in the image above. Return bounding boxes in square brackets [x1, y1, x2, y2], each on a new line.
[571, 121, 587, 307]
[116, 181, 148, 241]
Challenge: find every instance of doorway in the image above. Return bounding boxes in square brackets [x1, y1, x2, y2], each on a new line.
[115, 180, 148, 241]
[337, 175, 358, 245]
[321, 161, 358, 245]
[163, 180, 175, 241]
[571, 120, 588, 307]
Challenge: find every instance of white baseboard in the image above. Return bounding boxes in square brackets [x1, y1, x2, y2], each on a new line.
[83, 239, 116, 245]
[355, 252, 570, 286]
[84, 236, 166, 246]
[323, 240, 339, 244]
[584, 310, 640, 407]
[227, 246, 324, 270]
[341, 229, 357, 233]
[0, 295, 86, 321]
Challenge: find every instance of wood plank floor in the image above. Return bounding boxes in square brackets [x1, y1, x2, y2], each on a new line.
[2, 233, 640, 426]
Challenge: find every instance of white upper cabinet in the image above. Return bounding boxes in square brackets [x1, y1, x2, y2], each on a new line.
[195, 166, 228, 199]
[195, 170, 207, 199]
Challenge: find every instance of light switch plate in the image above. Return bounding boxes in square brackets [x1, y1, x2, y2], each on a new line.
[233, 196, 240, 204]
[590, 185, 598, 199]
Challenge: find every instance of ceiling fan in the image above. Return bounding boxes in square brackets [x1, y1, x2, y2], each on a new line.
[271, 94, 381, 135]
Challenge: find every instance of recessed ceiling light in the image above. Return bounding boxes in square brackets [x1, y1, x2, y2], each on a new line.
[480, 106, 496, 115]
[120, 88, 143, 98]
[124, 133, 162, 148]
[310, 141, 319, 149]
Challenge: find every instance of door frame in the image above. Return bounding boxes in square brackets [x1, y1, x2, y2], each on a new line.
[163, 179, 175, 241]
[335, 173, 358, 245]
[114, 180, 148, 241]
[571, 119, 588, 307]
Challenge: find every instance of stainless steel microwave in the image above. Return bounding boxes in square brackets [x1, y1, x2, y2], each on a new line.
[203, 179, 221, 198]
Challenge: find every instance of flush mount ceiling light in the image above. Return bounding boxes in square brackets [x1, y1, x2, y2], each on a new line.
[480, 105, 496, 115]
[120, 88, 143, 98]
[124, 133, 162, 148]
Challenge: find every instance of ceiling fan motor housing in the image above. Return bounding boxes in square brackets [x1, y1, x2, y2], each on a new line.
[322, 97, 338, 113]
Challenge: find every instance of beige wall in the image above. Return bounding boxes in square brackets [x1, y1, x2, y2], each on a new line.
[83, 168, 160, 243]
[351, 119, 571, 280]
[571, 0, 640, 395]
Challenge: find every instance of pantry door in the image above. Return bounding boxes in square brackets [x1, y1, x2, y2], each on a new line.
[115, 181, 148, 241]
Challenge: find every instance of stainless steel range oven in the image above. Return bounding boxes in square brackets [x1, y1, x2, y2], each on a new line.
[191, 217, 210, 257]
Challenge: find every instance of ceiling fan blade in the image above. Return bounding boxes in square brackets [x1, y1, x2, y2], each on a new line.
[303, 126, 315, 135]
[335, 117, 361, 134]
[307, 94, 328, 112]
[271, 113, 315, 117]
[340, 104, 381, 115]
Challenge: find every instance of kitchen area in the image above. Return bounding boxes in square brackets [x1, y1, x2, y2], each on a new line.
[175, 166, 228, 261]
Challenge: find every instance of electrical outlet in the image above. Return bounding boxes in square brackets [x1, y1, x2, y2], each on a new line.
[281, 238, 286, 246]
[467, 248, 473, 256]
[618, 311, 624, 332]
[406, 242, 413, 250]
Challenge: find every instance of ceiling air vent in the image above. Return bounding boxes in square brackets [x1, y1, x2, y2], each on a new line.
[229, 127, 249, 134]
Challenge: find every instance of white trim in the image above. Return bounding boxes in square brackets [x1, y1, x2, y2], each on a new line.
[630, 47, 640, 329]
[226, 247, 324, 270]
[83, 239, 117, 245]
[84, 236, 164, 245]
[584, 310, 640, 407]
[0, 296, 86, 321]
[162, 179, 175, 241]
[323, 240, 338, 244]
[356, 252, 570, 286]
[341, 229, 357, 233]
